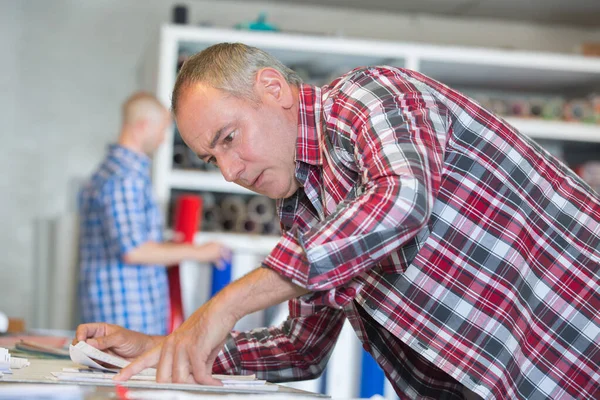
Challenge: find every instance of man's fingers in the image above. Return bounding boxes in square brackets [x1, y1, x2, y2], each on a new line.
[87, 332, 120, 351]
[156, 337, 175, 383]
[114, 347, 160, 382]
[74, 323, 106, 343]
[172, 342, 191, 383]
[208, 338, 227, 367]
[204, 338, 227, 384]
[190, 348, 222, 386]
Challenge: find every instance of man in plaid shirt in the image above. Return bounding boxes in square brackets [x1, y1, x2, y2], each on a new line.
[77, 45, 599, 399]
[78, 92, 228, 335]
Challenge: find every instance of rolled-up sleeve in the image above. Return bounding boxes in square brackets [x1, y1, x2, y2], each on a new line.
[213, 297, 346, 381]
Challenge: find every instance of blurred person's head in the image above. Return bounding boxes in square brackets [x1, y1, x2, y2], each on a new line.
[119, 92, 171, 156]
[170, 43, 303, 199]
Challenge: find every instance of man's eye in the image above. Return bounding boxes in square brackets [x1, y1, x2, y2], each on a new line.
[224, 131, 234, 143]
[207, 157, 217, 165]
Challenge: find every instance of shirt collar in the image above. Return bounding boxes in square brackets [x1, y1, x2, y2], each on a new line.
[107, 143, 151, 175]
[295, 84, 323, 167]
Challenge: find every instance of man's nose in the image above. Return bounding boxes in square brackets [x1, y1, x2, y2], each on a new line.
[220, 155, 243, 183]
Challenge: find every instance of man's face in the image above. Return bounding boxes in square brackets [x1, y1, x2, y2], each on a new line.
[142, 111, 171, 157]
[176, 83, 299, 199]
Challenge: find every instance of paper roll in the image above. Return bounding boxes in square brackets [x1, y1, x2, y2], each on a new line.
[509, 99, 529, 117]
[172, 144, 188, 168]
[202, 206, 222, 232]
[220, 196, 247, 220]
[542, 98, 565, 120]
[528, 98, 545, 118]
[564, 99, 593, 122]
[247, 196, 275, 224]
[186, 147, 206, 170]
[262, 220, 281, 236]
[169, 195, 202, 332]
[220, 195, 246, 232]
[0, 311, 8, 333]
[238, 218, 262, 234]
[590, 94, 600, 124]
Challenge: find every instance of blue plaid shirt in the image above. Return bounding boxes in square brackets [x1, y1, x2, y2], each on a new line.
[78, 144, 168, 335]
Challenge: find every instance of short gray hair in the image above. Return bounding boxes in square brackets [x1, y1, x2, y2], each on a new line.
[172, 43, 303, 114]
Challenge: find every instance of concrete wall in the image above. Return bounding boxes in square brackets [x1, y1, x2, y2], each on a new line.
[1, 0, 599, 326]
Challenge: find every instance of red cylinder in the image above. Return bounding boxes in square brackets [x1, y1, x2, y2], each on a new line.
[168, 194, 202, 333]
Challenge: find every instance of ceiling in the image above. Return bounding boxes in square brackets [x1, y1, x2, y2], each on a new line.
[258, 0, 600, 27]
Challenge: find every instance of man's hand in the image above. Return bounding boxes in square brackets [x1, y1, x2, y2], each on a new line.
[73, 323, 161, 361]
[113, 267, 308, 384]
[114, 297, 235, 384]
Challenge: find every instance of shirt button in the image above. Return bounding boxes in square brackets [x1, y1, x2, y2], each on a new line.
[345, 288, 356, 296]
[284, 205, 293, 212]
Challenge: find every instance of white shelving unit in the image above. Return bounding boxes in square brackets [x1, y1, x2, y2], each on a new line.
[144, 24, 600, 398]
[149, 25, 600, 219]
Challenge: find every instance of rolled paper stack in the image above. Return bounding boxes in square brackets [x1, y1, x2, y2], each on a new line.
[262, 220, 281, 236]
[186, 146, 206, 170]
[564, 99, 593, 122]
[198, 192, 220, 232]
[247, 196, 275, 223]
[528, 98, 545, 118]
[172, 144, 188, 168]
[509, 99, 530, 118]
[590, 94, 600, 124]
[542, 98, 565, 120]
[220, 195, 247, 233]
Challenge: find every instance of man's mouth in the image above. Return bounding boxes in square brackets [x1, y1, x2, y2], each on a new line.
[251, 172, 263, 187]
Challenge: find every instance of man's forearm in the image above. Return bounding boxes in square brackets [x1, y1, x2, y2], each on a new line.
[123, 242, 201, 266]
[217, 267, 310, 321]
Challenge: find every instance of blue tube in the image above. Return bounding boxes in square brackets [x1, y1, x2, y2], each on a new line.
[359, 349, 385, 398]
[210, 257, 232, 297]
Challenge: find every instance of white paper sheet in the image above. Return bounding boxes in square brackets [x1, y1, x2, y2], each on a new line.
[69, 342, 155, 376]
[70, 341, 263, 385]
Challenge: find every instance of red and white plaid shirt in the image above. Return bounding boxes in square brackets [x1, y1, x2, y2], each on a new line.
[214, 67, 600, 399]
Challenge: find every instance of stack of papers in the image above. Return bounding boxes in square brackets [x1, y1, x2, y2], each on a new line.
[0, 347, 30, 376]
[58, 341, 274, 391]
[14, 340, 70, 359]
[0, 347, 10, 375]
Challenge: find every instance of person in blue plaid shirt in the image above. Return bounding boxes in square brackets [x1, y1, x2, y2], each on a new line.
[78, 92, 229, 335]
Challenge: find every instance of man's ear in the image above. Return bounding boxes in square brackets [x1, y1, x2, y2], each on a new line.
[255, 68, 294, 109]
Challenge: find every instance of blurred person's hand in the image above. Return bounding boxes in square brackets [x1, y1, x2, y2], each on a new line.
[194, 241, 231, 269]
[73, 323, 162, 361]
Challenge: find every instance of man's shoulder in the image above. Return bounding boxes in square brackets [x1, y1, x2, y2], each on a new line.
[326, 66, 409, 90]
[322, 66, 420, 109]
[81, 168, 144, 200]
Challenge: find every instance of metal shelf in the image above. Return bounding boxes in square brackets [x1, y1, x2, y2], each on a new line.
[508, 118, 600, 142]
